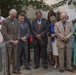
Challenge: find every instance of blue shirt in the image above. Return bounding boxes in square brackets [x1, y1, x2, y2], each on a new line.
[62, 21, 66, 30]
[49, 23, 55, 42]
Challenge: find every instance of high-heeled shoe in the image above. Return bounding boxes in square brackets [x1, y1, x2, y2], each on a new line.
[54, 64, 58, 68]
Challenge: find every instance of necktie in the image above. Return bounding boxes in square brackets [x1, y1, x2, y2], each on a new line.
[63, 22, 66, 31]
[37, 19, 41, 32]
[21, 23, 24, 29]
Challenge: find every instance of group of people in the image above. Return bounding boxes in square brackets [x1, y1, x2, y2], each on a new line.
[0, 8, 76, 75]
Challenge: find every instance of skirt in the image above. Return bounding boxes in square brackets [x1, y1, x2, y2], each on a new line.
[52, 39, 58, 56]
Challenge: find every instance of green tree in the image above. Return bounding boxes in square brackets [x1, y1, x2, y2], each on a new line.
[0, 0, 24, 17]
[0, 0, 48, 17]
[0, 0, 76, 17]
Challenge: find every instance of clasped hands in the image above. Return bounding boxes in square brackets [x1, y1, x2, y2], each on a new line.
[11, 37, 26, 45]
[11, 40, 19, 46]
[62, 36, 68, 42]
[36, 34, 42, 40]
[21, 37, 26, 42]
[51, 34, 68, 42]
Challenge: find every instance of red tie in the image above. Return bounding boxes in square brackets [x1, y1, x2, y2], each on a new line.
[37, 23, 40, 31]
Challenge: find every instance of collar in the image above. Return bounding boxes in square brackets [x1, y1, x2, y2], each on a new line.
[8, 16, 14, 21]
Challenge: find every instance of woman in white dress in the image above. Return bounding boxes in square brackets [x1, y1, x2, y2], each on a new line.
[49, 16, 58, 68]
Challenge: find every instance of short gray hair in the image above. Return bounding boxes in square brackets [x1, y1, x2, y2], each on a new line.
[35, 11, 42, 15]
[9, 9, 17, 15]
[60, 12, 67, 17]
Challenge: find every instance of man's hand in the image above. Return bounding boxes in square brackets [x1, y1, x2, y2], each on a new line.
[36, 34, 42, 40]
[11, 40, 19, 45]
[21, 37, 26, 42]
[63, 37, 68, 42]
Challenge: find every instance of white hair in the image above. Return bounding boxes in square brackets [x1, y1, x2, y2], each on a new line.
[60, 12, 67, 17]
[9, 9, 17, 15]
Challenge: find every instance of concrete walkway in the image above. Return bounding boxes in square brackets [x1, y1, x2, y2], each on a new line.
[12, 49, 76, 75]
[0, 41, 76, 75]
[12, 65, 76, 75]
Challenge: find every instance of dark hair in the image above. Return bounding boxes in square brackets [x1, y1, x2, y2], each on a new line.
[18, 12, 25, 17]
[48, 11, 56, 23]
[21, 10, 26, 14]
[35, 11, 42, 15]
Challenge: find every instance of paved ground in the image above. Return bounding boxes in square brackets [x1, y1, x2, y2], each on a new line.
[13, 64, 76, 75]
[0, 48, 76, 75]
[1, 63, 76, 75]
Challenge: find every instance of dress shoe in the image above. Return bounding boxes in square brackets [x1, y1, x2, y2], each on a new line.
[54, 64, 58, 68]
[59, 69, 64, 73]
[29, 63, 31, 66]
[34, 65, 39, 69]
[67, 69, 74, 73]
[43, 66, 48, 69]
[25, 67, 31, 70]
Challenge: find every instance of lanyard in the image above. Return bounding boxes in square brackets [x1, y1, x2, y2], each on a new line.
[37, 18, 42, 25]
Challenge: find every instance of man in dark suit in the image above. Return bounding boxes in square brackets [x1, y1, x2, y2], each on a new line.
[32, 11, 48, 69]
[15, 13, 31, 74]
[20, 11, 31, 65]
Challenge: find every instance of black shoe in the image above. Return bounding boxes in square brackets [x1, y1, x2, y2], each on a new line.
[59, 69, 64, 73]
[25, 67, 31, 70]
[29, 63, 31, 66]
[43, 66, 48, 69]
[34, 65, 39, 69]
[67, 69, 74, 73]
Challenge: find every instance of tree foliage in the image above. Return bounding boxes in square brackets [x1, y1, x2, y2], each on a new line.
[0, 0, 76, 17]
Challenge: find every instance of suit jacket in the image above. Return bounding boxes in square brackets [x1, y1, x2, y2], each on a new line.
[55, 21, 74, 48]
[19, 22, 30, 44]
[31, 18, 48, 45]
[1, 17, 20, 46]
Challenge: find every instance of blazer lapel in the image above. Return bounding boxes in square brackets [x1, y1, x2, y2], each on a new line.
[40, 18, 43, 31]
[35, 19, 38, 31]
[59, 21, 64, 33]
[7, 17, 14, 33]
[65, 21, 69, 31]
[14, 19, 18, 33]
[19, 22, 25, 32]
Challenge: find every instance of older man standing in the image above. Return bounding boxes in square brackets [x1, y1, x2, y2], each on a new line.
[55, 12, 74, 73]
[1, 9, 19, 75]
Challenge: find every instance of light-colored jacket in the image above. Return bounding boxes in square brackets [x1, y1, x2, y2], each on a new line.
[55, 21, 74, 48]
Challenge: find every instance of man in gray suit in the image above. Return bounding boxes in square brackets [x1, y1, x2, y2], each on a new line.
[32, 11, 48, 69]
[1, 9, 19, 75]
[15, 13, 31, 74]
[55, 12, 74, 73]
